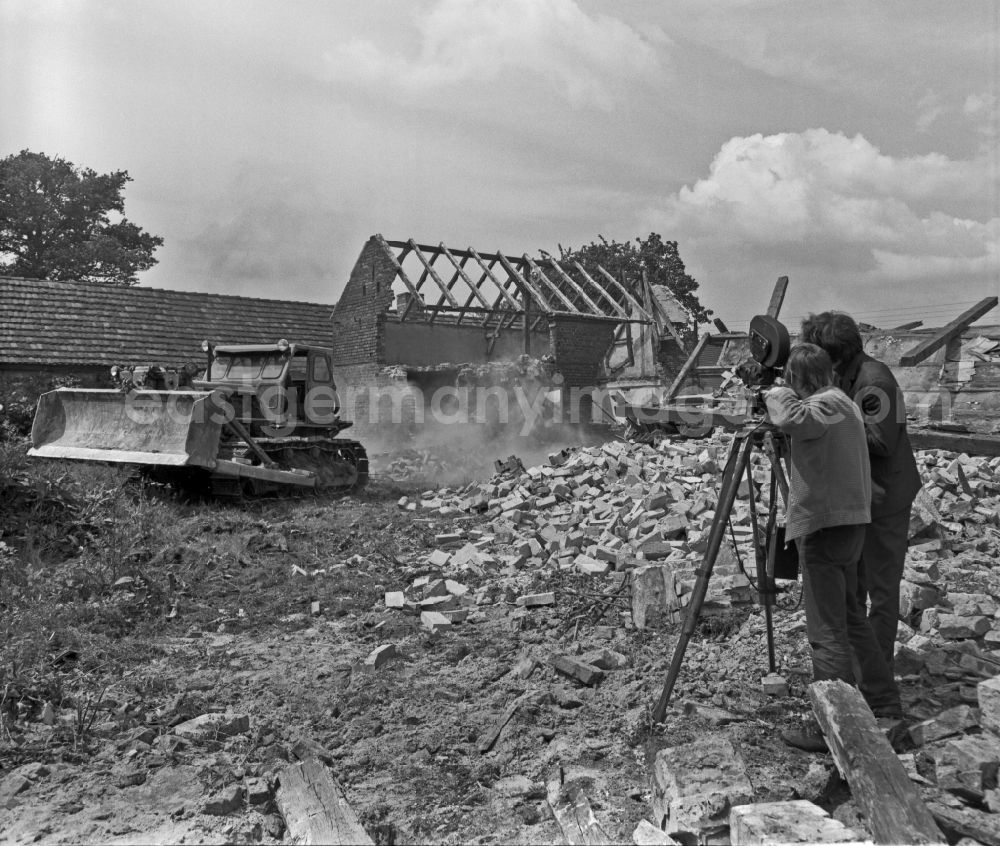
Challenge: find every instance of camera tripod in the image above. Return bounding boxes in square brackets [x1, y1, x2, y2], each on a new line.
[652, 420, 791, 723]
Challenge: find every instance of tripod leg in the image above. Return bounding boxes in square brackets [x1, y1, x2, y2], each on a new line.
[748, 461, 778, 674]
[762, 474, 779, 673]
[652, 433, 755, 723]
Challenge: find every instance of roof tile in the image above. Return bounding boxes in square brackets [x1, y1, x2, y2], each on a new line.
[1, 277, 335, 368]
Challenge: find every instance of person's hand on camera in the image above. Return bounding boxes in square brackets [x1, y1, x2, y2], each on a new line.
[736, 357, 764, 386]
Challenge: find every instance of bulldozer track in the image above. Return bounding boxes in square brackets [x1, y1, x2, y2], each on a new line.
[206, 437, 369, 499]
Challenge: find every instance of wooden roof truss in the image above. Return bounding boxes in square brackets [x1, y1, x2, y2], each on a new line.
[378, 236, 653, 335]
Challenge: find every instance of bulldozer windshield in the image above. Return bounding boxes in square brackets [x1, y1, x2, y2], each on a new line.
[211, 352, 287, 381]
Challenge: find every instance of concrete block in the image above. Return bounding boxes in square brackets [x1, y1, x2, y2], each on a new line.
[364, 644, 397, 669]
[761, 674, 789, 697]
[652, 734, 753, 843]
[632, 819, 678, 845]
[202, 784, 244, 816]
[549, 654, 604, 686]
[909, 704, 979, 746]
[420, 611, 451, 632]
[979, 676, 1000, 736]
[517, 592, 555, 607]
[575, 554, 611, 576]
[899, 581, 941, 616]
[580, 648, 628, 671]
[932, 733, 1000, 797]
[419, 594, 460, 612]
[937, 614, 991, 639]
[426, 549, 451, 567]
[631, 565, 672, 630]
[174, 712, 250, 740]
[730, 800, 860, 844]
[444, 579, 469, 596]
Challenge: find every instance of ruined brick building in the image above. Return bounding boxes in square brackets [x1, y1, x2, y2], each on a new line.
[327, 235, 689, 445]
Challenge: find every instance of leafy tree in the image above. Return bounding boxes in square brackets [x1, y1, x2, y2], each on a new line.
[556, 233, 711, 325]
[0, 150, 163, 285]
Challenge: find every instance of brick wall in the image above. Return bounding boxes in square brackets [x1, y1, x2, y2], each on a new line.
[657, 337, 689, 382]
[383, 320, 551, 365]
[549, 316, 616, 423]
[330, 236, 397, 367]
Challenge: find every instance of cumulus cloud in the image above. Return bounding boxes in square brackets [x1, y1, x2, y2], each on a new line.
[323, 0, 665, 110]
[653, 129, 998, 319]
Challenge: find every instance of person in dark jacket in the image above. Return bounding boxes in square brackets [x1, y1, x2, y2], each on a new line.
[765, 344, 902, 750]
[800, 312, 922, 676]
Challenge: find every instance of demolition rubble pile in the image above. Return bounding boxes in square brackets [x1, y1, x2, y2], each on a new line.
[399, 433, 1000, 679]
[387, 431, 1000, 844]
[396, 436, 781, 634]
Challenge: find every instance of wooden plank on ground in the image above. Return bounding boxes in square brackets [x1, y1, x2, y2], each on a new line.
[808, 680, 945, 845]
[899, 297, 998, 366]
[478, 690, 532, 754]
[276, 757, 374, 845]
[548, 782, 609, 845]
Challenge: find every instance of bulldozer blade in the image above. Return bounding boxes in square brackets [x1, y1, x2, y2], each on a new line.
[29, 388, 225, 468]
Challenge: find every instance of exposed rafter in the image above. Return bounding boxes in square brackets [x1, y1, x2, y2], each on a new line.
[379, 235, 655, 331]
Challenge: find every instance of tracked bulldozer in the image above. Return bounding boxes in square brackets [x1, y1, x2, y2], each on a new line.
[29, 340, 368, 497]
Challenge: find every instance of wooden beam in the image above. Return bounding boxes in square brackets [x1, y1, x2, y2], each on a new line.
[665, 333, 711, 400]
[900, 297, 998, 366]
[593, 264, 650, 319]
[407, 238, 461, 309]
[908, 427, 1000, 457]
[524, 255, 578, 312]
[438, 243, 492, 309]
[473, 247, 525, 311]
[543, 255, 606, 316]
[376, 234, 424, 322]
[891, 320, 923, 331]
[713, 318, 730, 333]
[808, 680, 945, 845]
[276, 757, 374, 845]
[460, 250, 502, 325]
[641, 268, 691, 354]
[765, 276, 789, 319]
[497, 252, 552, 313]
[567, 260, 630, 318]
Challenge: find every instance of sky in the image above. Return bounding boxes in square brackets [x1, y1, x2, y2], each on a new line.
[2, 0, 998, 331]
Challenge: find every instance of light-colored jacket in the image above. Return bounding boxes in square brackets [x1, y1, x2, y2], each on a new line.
[764, 385, 871, 541]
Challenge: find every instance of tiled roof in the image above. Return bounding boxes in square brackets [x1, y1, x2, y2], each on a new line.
[1, 276, 335, 368]
[650, 285, 690, 324]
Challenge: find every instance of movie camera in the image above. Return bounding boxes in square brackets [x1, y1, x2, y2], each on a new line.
[735, 314, 791, 412]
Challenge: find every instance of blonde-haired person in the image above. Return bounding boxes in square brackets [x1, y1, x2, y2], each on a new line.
[764, 343, 901, 752]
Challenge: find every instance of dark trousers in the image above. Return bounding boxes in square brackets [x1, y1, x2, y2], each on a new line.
[796, 524, 902, 716]
[858, 505, 911, 673]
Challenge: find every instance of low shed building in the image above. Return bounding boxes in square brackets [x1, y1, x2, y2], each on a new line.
[0, 276, 336, 426]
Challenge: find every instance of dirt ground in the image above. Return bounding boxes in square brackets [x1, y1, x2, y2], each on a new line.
[0, 440, 976, 845]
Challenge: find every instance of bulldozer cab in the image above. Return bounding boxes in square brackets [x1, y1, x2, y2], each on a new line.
[197, 342, 340, 429]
